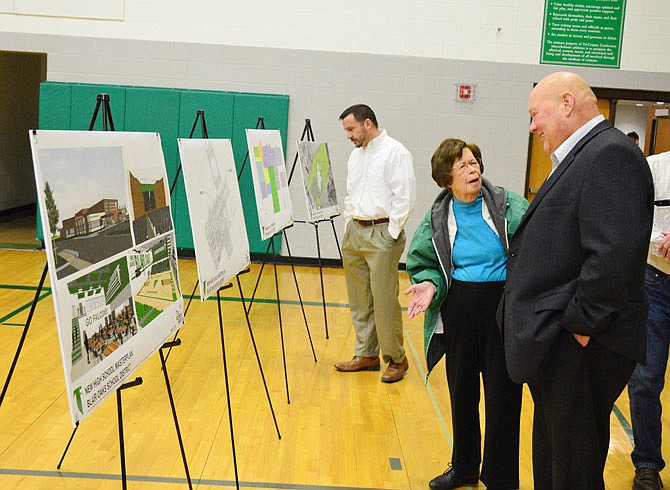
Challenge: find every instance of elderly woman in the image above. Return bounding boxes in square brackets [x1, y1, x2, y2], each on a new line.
[405, 138, 528, 490]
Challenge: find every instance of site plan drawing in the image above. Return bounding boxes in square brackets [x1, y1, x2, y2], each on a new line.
[296, 141, 339, 222]
[178, 138, 250, 299]
[245, 129, 293, 240]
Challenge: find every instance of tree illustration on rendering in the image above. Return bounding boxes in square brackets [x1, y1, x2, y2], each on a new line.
[44, 181, 60, 238]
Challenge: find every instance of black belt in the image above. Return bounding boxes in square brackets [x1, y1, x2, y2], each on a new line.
[354, 217, 389, 226]
[655, 200, 670, 207]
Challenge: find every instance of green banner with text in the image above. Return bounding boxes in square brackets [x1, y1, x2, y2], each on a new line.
[540, 0, 626, 68]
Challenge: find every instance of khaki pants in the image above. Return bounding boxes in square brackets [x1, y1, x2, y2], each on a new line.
[342, 220, 406, 364]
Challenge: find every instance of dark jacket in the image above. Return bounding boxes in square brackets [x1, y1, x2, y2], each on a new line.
[406, 177, 528, 375]
[503, 120, 654, 383]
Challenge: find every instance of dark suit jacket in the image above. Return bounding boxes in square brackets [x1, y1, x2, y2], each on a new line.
[503, 120, 654, 383]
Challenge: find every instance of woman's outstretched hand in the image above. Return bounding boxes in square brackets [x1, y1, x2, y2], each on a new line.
[403, 281, 436, 319]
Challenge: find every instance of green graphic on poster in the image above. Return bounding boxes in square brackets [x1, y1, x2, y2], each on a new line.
[297, 141, 339, 223]
[246, 129, 293, 240]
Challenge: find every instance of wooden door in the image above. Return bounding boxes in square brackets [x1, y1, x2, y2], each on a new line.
[652, 117, 670, 154]
[645, 117, 670, 155]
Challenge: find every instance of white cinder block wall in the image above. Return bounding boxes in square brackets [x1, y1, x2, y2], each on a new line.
[1, 1, 670, 260]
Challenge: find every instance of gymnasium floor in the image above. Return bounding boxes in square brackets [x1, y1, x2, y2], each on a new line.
[0, 212, 666, 489]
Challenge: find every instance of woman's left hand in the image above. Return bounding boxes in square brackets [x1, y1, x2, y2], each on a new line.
[403, 281, 436, 319]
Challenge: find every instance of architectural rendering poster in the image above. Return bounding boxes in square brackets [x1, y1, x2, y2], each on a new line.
[178, 138, 251, 299]
[30, 130, 185, 426]
[245, 129, 294, 240]
[296, 141, 339, 223]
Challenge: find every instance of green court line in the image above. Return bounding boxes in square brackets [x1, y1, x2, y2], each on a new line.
[405, 327, 453, 449]
[0, 242, 42, 250]
[0, 284, 52, 292]
[0, 292, 51, 325]
[0, 468, 395, 489]
[2, 323, 25, 327]
[202, 294, 349, 309]
[613, 403, 635, 446]
[0, 279, 636, 457]
[136, 293, 175, 302]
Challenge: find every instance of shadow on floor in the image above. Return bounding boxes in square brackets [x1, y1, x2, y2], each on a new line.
[0, 204, 43, 250]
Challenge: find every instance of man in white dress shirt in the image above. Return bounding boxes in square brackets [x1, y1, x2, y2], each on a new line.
[334, 104, 416, 383]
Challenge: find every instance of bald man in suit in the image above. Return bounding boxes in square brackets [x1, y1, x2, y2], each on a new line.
[502, 72, 654, 489]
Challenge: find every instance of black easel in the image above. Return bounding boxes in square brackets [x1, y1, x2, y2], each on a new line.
[236, 117, 265, 182]
[170, 109, 208, 195]
[164, 110, 280, 439]
[0, 93, 121, 407]
[239, 117, 317, 404]
[158, 340, 193, 488]
[56, 94, 193, 489]
[89, 93, 116, 131]
[117, 377, 143, 490]
[0, 262, 48, 406]
[168, 110, 209, 320]
[162, 109, 212, 360]
[216, 284, 240, 489]
[235, 269, 281, 439]
[286, 119, 343, 339]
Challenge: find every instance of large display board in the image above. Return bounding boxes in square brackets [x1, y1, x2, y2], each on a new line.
[296, 141, 339, 223]
[178, 138, 250, 299]
[31, 130, 184, 425]
[245, 129, 293, 241]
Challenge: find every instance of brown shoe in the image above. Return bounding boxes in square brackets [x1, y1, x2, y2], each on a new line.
[334, 356, 380, 372]
[381, 357, 409, 383]
[633, 468, 663, 490]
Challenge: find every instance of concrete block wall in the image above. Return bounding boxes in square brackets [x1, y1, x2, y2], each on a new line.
[2, 30, 670, 260]
[2, 1, 669, 72]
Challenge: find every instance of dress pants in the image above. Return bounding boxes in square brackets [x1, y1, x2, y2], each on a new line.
[628, 265, 670, 472]
[529, 330, 636, 490]
[441, 279, 521, 489]
[342, 220, 406, 364]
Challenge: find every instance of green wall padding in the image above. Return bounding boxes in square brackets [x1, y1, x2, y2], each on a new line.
[174, 90, 236, 251]
[36, 82, 73, 241]
[124, 88, 183, 245]
[36, 81, 290, 255]
[178, 91, 235, 138]
[70, 84, 126, 131]
[38, 83, 72, 130]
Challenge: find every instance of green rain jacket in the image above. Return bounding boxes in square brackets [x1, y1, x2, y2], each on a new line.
[406, 177, 529, 376]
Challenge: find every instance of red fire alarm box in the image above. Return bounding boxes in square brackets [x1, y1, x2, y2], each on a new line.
[455, 83, 476, 102]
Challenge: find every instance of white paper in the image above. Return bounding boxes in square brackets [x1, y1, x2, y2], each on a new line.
[31, 130, 184, 426]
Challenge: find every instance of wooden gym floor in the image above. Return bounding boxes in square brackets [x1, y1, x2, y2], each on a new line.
[0, 214, 669, 489]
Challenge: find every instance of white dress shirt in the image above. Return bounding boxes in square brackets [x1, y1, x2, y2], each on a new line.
[647, 151, 670, 274]
[549, 114, 605, 176]
[343, 129, 416, 239]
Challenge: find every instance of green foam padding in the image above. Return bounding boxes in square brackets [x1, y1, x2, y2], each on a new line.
[36, 82, 290, 254]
